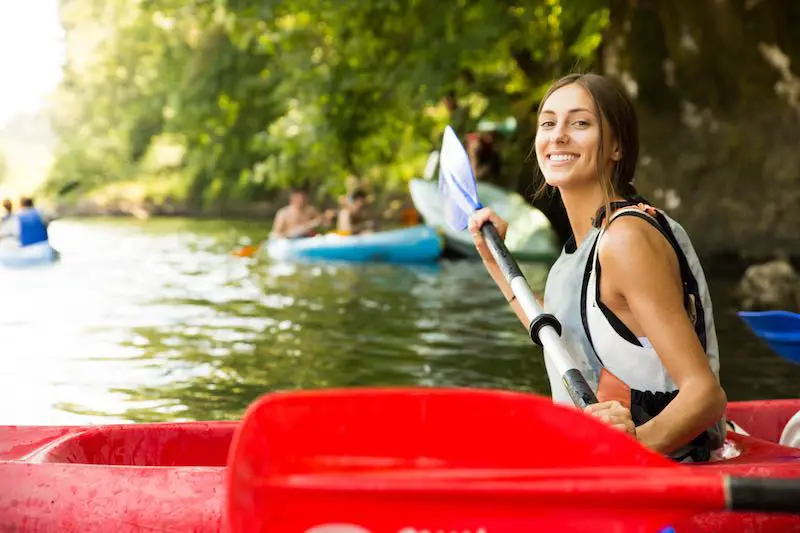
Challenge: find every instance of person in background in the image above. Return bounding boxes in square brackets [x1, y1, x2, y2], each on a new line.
[468, 131, 503, 183]
[1, 199, 12, 222]
[270, 186, 328, 239]
[0, 197, 51, 247]
[337, 189, 374, 235]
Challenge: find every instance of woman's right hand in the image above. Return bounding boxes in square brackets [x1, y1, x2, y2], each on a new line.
[468, 208, 509, 264]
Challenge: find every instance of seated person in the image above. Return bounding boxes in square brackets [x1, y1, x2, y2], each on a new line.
[0, 196, 50, 247]
[336, 189, 375, 235]
[467, 132, 502, 183]
[270, 186, 326, 239]
[1, 199, 12, 222]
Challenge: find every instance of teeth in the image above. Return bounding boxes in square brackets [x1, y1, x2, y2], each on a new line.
[549, 154, 578, 161]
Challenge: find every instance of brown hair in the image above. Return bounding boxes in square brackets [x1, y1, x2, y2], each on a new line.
[531, 73, 639, 221]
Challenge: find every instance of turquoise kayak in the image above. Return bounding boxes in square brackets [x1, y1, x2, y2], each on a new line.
[408, 178, 559, 262]
[0, 241, 60, 268]
[265, 225, 443, 264]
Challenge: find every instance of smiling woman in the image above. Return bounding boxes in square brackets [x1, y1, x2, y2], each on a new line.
[469, 73, 728, 463]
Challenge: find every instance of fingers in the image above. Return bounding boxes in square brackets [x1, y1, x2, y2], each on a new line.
[467, 208, 491, 234]
[584, 400, 623, 414]
[467, 208, 507, 236]
[585, 401, 636, 437]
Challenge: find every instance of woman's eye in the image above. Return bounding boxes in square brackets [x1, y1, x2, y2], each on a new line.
[574, 120, 590, 127]
[539, 121, 555, 128]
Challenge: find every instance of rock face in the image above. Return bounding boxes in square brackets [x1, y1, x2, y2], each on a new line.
[737, 259, 800, 312]
[584, 1, 800, 258]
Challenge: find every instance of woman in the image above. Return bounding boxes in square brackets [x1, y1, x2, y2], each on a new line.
[468, 73, 727, 462]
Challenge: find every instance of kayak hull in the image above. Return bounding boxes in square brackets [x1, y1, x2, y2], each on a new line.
[0, 423, 232, 533]
[0, 241, 59, 268]
[409, 178, 560, 262]
[265, 225, 443, 264]
[1, 399, 798, 533]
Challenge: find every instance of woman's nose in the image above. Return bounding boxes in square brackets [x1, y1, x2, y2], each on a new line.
[550, 124, 568, 143]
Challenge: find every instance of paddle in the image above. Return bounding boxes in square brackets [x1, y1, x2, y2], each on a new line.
[232, 243, 260, 257]
[438, 125, 597, 408]
[225, 387, 800, 533]
[233, 213, 331, 258]
[738, 310, 800, 364]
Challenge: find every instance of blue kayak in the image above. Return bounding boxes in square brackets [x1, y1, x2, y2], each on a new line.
[738, 310, 800, 364]
[0, 242, 60, 269]
[265, 225, 443, 264]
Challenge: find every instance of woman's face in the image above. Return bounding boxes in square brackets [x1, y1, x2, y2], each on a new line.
[534, 84, 618, 191]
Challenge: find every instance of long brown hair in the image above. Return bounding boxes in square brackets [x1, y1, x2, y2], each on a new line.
[531, 73, 640, 222]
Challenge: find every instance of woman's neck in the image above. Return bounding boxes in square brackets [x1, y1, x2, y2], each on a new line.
[560, 185, 624, 246]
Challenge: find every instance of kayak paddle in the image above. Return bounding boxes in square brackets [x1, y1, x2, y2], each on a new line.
[224, 387, 800, 533]
[437, 125, 598, 408]
[738, 310, 800, 364]
[233, 244, 260, 257]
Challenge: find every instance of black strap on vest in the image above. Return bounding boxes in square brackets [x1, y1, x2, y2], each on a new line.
[579, 203, 713, 463]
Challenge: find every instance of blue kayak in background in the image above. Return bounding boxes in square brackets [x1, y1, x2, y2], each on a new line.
[0, 241, 60, 269]
[265, 225, 443, 264]
[738, 310, 800, 364]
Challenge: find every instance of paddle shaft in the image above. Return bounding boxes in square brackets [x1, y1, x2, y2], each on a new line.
[281, 468, 800, 514]
[479, 223, 598, 408]
[728, 476, 800, 513]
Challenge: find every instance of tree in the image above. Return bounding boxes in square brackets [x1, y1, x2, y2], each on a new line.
[46, 0, 610, 211]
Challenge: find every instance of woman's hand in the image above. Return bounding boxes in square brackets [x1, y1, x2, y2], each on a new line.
[585, 401, 636, 438]
[467, 208, 509, 265]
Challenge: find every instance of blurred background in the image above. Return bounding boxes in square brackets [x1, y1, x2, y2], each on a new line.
[0, 0, 798, 425]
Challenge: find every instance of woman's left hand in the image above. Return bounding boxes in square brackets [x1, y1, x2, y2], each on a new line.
[584, 401, 636, 438]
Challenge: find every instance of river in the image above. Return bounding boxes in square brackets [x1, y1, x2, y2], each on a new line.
[0, 217, 797, 425]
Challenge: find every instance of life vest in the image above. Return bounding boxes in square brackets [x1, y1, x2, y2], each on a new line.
[543, 198, 724, 463]
[18, 209, 49, 246]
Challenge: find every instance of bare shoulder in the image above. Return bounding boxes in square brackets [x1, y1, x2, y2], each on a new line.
[597, 214, 679, 281]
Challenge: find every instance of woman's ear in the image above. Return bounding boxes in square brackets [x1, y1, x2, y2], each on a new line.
[611, 139, 622, 161]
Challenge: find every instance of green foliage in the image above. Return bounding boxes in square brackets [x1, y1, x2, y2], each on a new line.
[46, 0, 609, 209]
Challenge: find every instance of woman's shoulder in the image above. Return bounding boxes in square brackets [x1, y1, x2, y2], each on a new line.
[600, 210, 675, 256]
[596, 208, 683, 281]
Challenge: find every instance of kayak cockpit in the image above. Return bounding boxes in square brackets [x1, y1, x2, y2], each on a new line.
[27, 422, 237, 466]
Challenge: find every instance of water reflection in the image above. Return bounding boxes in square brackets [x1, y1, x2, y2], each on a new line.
[87, 256, 551, 422]
[1, 217, 797, 425]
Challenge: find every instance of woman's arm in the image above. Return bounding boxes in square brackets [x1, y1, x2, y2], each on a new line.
[598, 217, 727, 453]
[468, 209, 532, 329]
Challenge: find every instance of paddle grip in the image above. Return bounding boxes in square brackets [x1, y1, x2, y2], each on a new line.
[563, 369, 599, 409]
[480, 222, 524, 285]
[729, 477, 800, 513]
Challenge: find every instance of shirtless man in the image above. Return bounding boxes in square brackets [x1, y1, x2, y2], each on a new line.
[270, 187, 325, 239]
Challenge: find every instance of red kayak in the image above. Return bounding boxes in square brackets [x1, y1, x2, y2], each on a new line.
[1, 394, 798, 532]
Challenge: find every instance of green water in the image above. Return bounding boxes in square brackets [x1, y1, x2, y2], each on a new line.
[1, 217, 797, 425]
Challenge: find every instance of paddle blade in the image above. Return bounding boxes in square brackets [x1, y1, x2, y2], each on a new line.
[438, 126, 481, 231]
[225, 387, 675, 533]
[233, 245, 258, 257]
[738, 310, 800, 364]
